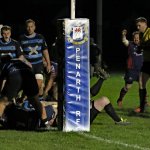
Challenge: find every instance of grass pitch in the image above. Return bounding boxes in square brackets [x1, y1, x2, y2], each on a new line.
[0, 72, 150, 150]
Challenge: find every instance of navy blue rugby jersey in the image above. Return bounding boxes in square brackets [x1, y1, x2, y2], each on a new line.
[0, 59, 31, 80]
[19, 33, 48, 65]
[0, 38, 23, 59]
[127, 41, 143, 70]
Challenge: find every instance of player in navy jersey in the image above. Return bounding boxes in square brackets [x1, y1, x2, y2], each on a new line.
[19, 19, 51, 96]
[0, 25, 31, 69]
[117, 29, 143, 108]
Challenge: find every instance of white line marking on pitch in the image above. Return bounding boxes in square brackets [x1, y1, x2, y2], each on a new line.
[79, 132, 150, 150]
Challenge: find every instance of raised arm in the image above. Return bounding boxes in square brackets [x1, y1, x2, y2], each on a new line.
[122, 29, 129, 47]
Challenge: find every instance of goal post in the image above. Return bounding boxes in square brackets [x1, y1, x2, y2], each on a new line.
[57, 0, 90, 132]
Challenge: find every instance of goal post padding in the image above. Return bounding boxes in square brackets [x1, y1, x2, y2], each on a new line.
[57, 18, 90, 132]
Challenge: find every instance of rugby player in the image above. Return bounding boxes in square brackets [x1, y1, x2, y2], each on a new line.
[135, 17, 150, 112]
[0, 25, 31, 68]
[0, 57, 50, 129]
[19, 19, 51, 96]
[117, 29, 143, 108]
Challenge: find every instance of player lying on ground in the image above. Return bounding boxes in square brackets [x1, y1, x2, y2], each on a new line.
[0, 95, 130, 130]
[0, 59, 129, 130]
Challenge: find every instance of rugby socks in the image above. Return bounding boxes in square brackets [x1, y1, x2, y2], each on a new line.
[40, 118, 49, 127]
[39, 95, 44, 101]
[90, 78, 104, 96]
[90, 101, 100, 124]
[139, 89, 146, 112]
[104, 103, 121, 122]
[117, 87, 128, 102]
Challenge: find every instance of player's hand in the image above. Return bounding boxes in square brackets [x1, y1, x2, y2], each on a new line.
[122, 29, 127, 36]
[46, 64, 51, 73]
[27, 62, 32, 68]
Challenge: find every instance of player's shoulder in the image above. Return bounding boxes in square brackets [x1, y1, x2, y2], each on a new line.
[36, 33, 45, 39]
[36, 33, 43, 37]
[147, 27, 150, 31]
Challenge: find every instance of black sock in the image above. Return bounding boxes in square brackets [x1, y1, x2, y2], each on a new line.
[104, 103, 121, 122]
[117, 88, 128, 102]
[39, 95, 44, 101]
[40, 118, 48, 127]
[90, 101, 100, 124]
[90, 78, 104, 96]
[139, 89, 146, 112]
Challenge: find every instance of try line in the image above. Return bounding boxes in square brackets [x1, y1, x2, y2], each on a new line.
[79, 132, 150, 150]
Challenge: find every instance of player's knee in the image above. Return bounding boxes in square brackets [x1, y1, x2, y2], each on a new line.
[94, 96, 110, 110]
[100, 96, 110, 105]
[35, 74, 43, 80]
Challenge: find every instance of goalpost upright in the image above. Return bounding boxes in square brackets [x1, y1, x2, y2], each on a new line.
[57, 0, 90, 132]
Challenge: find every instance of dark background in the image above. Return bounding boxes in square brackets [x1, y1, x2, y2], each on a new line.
[103, 0, 150, 70]
[1, 0, 150, 70]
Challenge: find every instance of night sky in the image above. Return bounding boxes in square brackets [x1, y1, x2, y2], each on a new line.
[103, 0, 150, 68]
[1, 0, 150, 69]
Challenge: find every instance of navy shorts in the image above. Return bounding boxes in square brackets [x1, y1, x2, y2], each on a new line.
[124, 69, 140, 84]
[32, 63, 44, 75]
[1, 69, 39, 100]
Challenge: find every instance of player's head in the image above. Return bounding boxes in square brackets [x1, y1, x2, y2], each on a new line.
[136, 17, 147, 24]
[1, 25, 11, 41]
[132, 31, 140, 45]
[135, 17, 147, 33]
[25, 19, 36, 35]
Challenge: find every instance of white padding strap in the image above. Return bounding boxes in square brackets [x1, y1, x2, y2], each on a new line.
[35, 74, 43, 80]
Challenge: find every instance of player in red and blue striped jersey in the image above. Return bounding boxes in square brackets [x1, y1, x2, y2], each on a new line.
[117, 29, 143, 108]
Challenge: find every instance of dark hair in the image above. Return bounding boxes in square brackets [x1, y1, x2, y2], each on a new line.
[1, 25, 11, 33]
[132, 31, 139, 37]
[135, 17, 147, 23]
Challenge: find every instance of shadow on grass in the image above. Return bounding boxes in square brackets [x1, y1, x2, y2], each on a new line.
[0, 125, 58, 132]
[115, 108, 150, 118]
